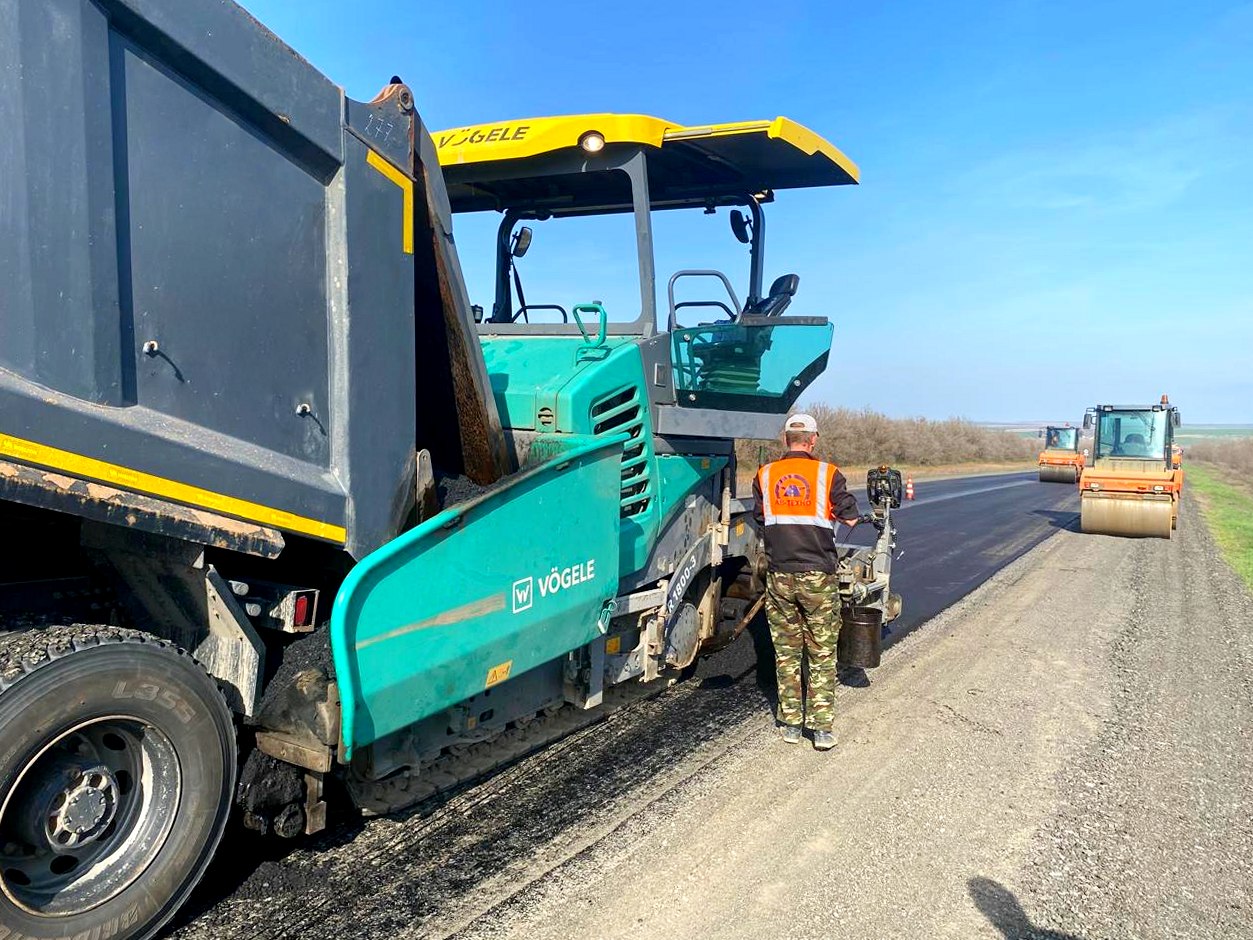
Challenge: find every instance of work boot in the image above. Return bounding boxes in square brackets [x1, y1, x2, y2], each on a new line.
[778, 723, 802, 744]
[812, 730, 837, 751]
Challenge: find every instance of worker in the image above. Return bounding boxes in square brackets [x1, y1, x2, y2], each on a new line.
[1122, 432, 1147, 456]
[752, 413, 860, 750]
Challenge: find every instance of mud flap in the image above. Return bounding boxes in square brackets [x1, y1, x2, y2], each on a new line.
[331, 436, 624, 758]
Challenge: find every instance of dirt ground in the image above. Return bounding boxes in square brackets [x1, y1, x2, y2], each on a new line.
[444, 499, 1253, 940]
[171, 497, 1253, 940]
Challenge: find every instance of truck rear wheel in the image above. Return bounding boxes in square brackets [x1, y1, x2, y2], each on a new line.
[0, 626, 235, 940]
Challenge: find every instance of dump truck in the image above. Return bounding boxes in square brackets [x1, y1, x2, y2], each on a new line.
[0, 2, 884, 937]
[1037, 424, 1086, 483]
[1078, 396, 1184, 538]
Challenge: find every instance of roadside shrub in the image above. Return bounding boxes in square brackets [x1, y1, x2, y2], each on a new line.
[1187, 437, 1253, 476]
[736, 406, 1038, 468]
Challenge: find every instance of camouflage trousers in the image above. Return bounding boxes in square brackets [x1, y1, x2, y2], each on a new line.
[765, 569, 841, 732]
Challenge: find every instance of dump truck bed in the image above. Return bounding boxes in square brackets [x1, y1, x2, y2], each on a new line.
[0, 0, 502, 558]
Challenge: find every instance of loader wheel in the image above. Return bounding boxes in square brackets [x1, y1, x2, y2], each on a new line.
[0, 626, 235, 940]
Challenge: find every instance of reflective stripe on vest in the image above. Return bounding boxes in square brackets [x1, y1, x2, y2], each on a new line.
[758, 458, 835, 529]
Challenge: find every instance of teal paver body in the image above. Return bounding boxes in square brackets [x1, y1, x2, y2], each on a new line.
[765, 569, 841, 732]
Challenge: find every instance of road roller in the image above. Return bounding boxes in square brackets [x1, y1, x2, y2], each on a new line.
[1037, 424, 1086, 483]
[1079, 396, 1184, 539]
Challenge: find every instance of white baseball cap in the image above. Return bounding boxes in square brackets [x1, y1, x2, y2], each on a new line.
[783, 413, 818, 434]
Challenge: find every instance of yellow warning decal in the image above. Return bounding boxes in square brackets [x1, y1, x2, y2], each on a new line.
[486, 660, 513, 688]
[605, 636, 622, 655]
[365, 149, 414, 254]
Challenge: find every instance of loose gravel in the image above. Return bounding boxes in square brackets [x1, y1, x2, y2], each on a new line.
[1021, 506, 1253, 939]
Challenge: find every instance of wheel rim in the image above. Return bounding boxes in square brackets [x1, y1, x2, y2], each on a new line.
[0, 716, 182, 917]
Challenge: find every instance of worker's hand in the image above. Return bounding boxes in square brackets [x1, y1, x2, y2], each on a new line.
[854, 513, 886, 532]
[839, 517, 861, 529]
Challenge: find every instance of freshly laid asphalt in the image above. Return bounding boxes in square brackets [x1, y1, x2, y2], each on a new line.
[169, 471, 1091, 939]
[861, 470, 1079, 637]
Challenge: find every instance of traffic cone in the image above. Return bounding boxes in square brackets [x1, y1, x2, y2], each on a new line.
[905, 477, 915, 501]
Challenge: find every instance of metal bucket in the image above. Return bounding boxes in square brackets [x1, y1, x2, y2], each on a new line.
[837, 606, 883, 668]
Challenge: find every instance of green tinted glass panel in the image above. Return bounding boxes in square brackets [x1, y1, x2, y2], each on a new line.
[672, 319, 833, 413]
[1045, 427, 1078, 449]
[1095, 410, 1168, 459]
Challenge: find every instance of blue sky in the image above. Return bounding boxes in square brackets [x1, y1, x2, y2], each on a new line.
[245, 0, 1253, 422]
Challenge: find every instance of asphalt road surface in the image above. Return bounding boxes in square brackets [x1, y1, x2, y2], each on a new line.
[842, 470, 1079, 636]
[166, 472, 1253, 940]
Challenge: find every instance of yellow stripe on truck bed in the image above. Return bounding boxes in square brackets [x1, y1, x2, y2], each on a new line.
[0, 431, 347, 544]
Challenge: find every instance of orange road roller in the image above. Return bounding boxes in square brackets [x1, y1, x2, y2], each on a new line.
[1079, 395, 1183, 539]
[1037, 424, 1086, 483]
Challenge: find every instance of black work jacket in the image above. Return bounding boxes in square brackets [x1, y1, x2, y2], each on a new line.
[752, 450, 859, 573]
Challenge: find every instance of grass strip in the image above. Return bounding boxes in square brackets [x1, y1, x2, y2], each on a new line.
[1187, 462, 1253, 591]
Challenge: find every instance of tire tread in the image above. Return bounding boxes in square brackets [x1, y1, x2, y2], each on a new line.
[0, 622, 235, 940]
[0, 623, 214, 694]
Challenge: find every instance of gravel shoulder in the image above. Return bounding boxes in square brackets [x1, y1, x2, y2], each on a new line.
[447, 499, 1253, 940]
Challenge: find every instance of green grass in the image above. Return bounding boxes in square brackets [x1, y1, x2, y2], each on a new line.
[1187, 463, 1253, 591]
[1176, 425, 1253, 444]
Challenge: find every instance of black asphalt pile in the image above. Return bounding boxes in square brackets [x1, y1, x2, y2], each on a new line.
[437, 473, 492, 508]
[236, 750, 304, 819]
[256, 626, 335, 716]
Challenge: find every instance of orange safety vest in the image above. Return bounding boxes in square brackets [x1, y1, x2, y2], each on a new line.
[756, 457, 839, 529]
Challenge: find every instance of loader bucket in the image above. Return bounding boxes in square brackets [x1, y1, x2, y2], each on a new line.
[1080, 491, 1173, 539]
[331, 435, 626, 757]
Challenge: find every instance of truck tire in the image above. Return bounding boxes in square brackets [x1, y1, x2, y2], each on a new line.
[0, 625, 235, 940]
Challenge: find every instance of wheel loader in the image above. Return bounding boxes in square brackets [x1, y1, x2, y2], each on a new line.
[0, 2, 887, 936]
[1078, 396, 1184, 538]
[1037, 424, 1086, 483]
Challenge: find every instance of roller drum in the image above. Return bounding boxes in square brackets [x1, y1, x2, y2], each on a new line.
[1039, 464, 1079, 483]
[1080, 492, 1173, 539]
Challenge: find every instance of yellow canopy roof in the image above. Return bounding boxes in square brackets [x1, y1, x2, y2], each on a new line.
[434, 114, 859, 213]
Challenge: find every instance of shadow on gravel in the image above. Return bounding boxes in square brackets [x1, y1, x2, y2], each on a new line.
[968, 877, 1085, 939]
[1031, 509, 1081, 532]
[838, 665, 871, 688]
[745, 613, 778, 702]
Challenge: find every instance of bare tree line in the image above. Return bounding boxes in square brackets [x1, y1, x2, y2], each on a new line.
[1186, 437, 1253, 475]
[737, 405, 1039, 468]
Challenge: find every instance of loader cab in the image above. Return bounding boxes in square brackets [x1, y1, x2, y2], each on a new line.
[1084, 399, 1181, 468]
[435, 115, 859, 438]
